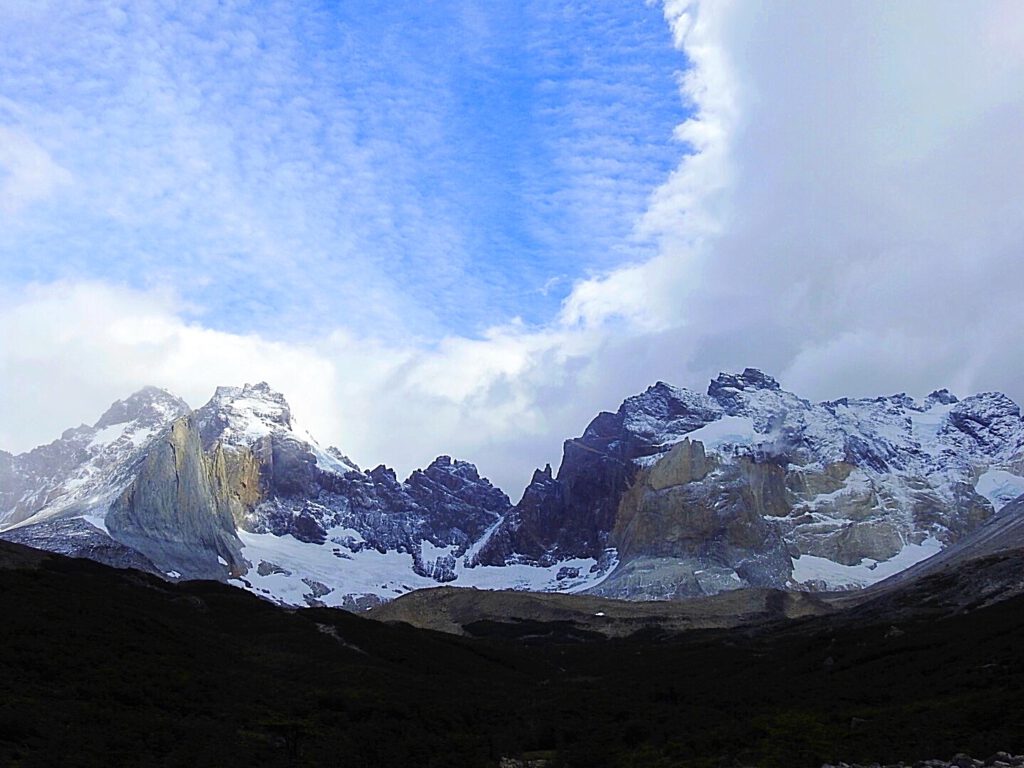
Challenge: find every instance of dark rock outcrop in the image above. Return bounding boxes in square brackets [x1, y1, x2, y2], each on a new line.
[0, 517, 162, 575]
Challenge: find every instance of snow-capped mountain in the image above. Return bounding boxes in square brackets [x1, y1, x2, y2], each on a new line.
[475, 369, 1024, 598]
[2, 370, 1023, 607]
[0, 386, 189, 532]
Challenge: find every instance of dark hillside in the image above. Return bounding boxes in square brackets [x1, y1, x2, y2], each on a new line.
[1, 541, 1023, 767]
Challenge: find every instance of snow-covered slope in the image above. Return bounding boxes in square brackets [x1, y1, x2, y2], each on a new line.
[194, 382, 358, 475]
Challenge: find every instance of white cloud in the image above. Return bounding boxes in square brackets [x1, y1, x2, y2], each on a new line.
[0, 279, 684, 493]
[0, 281, 341, 456]
[555, 0, 1024, 405]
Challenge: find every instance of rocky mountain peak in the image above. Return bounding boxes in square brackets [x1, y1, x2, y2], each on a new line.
[425, 454, 457, 471]
[945, 392, 1024, 458]
[532, 464, 554, 484]
[706, 368, 808, 421]
[60, 424, 93, 441]
[419, 455, 484, 485]
[368, 465, 399, 485]
[954, 391, 1021, 422]
[925, 388, 959, 407]
[616, 380, 722, 444]
[6, 372, 1024, 608]
[196, 382, 294, 447]
[326, 446, 360, 472]
[209, 382, 291, 412]
[94, 386, 189, 430]
[708, 368, 781, 397]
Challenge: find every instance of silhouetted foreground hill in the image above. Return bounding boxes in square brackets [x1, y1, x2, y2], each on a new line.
[1, 540, 1023, 767]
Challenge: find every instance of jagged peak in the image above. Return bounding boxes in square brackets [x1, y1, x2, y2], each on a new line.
[406, 455, 505, 493]
[326, 446, 360, 473]
[647, 380, 682, 395]
[204, 382, 291, 416]
[622, 380, 687, 407]
[209, 381, 290, 408]
[421, 455, 479, 478]
[243, 380, 286, 398]
[708, 368, 781, 396]
[194, 382, 295, 448]
[611, 379, 722, 443]
[60, 424, 93, 441]
[926, 388, 959, 407]
[531, 464, 554, 484]
[952, 391, 1021, 420]
[618, 379, 717, 416]
[94, 386, 189, 430]
[427, 454, 455, 469]
[368, 464, 399, 486]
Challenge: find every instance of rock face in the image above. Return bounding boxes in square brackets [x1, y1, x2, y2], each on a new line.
[188, 385, 514, 594]
[0, 517, 163, 575]
[473, 380, 722, 568]
[598, 441, 792, 598]
[107, 416, 244, 580]
[2, 370, 1023, 607]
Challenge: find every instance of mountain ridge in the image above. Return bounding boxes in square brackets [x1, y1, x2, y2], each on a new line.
[2, 368, 1023, 608]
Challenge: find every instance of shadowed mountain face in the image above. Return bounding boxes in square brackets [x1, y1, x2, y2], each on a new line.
[1, 539, 1023, 767]
[2, 370, 1023, 606]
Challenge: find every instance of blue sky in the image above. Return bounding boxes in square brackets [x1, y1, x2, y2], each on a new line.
[0, 0, 686, 340]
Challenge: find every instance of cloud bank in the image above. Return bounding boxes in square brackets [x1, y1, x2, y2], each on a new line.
[2, 1, 1023, 496]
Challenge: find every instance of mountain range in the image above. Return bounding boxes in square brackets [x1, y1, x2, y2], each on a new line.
[3, 368, 1023, 608]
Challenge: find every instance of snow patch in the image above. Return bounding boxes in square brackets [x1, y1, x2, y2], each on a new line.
[327, 526, 365, 545]
[791, 537, 942, 590]
[463, 514, 504, 563]
[683, 416, 756, 451]
[88, 424, 126, 449]
[232, 530, 616, 608]
[232, 531, 428, 607]
[908, 403, 954, 454]
[976, 469, 1024, 512]
[80, 513, 110, 535]
[455, 552, 615, 594]
[420, 539, 453, 562]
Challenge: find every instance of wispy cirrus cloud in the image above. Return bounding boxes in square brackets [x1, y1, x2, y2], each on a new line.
[0, 0, 684, 339]
[0, 125, 72, 215]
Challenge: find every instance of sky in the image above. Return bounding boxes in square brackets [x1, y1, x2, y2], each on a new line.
[2, 0, 1023, 495]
